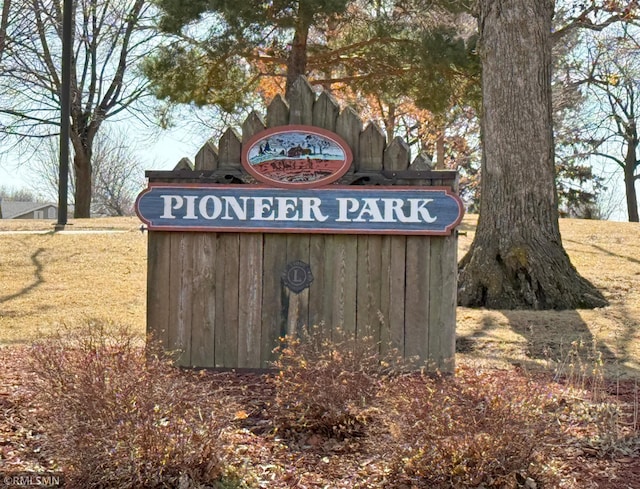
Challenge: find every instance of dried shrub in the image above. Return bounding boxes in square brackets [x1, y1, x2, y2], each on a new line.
[269, 327, 402, 440]
[28, 321, 235, 489]
[380, 366, 562, 488]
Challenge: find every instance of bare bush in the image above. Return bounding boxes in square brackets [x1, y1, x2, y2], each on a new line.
[269, 327, 404, 440]
[28, 322, 232, 489]
[380, 367, 561, 488]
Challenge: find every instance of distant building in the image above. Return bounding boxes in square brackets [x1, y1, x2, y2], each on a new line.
[0, 199, 58, 220]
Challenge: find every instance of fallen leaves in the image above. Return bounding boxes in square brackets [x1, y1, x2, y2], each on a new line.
[1, 343, 640, 488]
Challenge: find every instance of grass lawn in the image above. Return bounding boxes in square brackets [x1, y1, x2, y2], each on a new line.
[1, 215, 639, 376]
[1, 215, 639, 488]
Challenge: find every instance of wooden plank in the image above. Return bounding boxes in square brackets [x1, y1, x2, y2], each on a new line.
[168, 233, 194, 366]
[384, 137, 410, 171]
[266, 94, 289, 128]
[404, 235, 430, 364]
[409, 154, 433, 186]
[427, 234, 457, 372]
[286, 76, 314, 125]
[308, 234, 328, 333]
[146, 231, 171, 350]
[189, 233, 217, 368]
[358, 123, 385, 172]
[173, 157, 194, 171]
[238, 234, 264, 368]
[284, 234, 310, 337]
[370, 234, 384, 345]
[242, 111, 266, 143]
[194, 141, 219, 171]
[312, 91, 339, 131]
[386, 236, 406, 357]
[218, 127, 242, 169]
[261, 234, 288, 367]
[215, 233, 240, 367]
[378, 235, 392, 353]
[356, 235, 383, 342]
[321, 235, 336, 339]
[410, 153, 433, 171]
[331, 235, 357, 337]
[336, 107, 362, 174]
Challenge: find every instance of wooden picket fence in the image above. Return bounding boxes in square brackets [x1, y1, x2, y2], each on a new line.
[144, 77, 459, 371]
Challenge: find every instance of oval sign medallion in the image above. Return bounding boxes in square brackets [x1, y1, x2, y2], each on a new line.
[242, 125, 353, 188]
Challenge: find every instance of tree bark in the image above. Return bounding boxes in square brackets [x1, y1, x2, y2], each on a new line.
[458, 0, 607, 310]
[624, 123, 639, 222]
[285, 18, 310, 96]
[70, 122, 98, 218]
[0, 0, 10, 63]
[72, 148, 92, 218]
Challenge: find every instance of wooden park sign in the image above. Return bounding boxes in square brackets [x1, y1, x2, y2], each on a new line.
[140, 77, 464, 373]
[136, 183, 463, 235]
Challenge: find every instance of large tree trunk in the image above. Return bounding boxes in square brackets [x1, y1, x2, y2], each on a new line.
[458, 0, 607, 310]
[285, 18, 310, 95]
[73, 149, 92, 218]
[624, 125, 639, 222]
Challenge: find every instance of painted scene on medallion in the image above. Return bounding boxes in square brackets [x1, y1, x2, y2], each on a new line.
[246, 130, 350, 184]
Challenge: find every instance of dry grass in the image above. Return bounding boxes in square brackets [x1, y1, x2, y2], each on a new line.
[1, 216, 640, 488]
[1, 214, 639, 379]
[456, 215, 640, 378]
[0, 218, 146, 343]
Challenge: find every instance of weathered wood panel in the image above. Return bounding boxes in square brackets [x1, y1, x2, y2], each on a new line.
[261, 234, 288, 366]
[147, 231, 171, 349]
[358, 123, 385, 171]
[307, 234, 328, 332]
[194, 141, 219, 171]
[173, 157, 193, 171]
[266, 95, 289, 127]
[287, 77, 314, 125]
[284, 234, 311, 336]
[169, 233, 194, 366]
[384, 137, 410, 171]
[215, 233, 240, 367]
[386, 235, 406, 356]
[336, 107, 362, 175]
[356, 235, 383, 342]
[404, 236, 431, 363]
[242, 111, 266, 143]
[189, 233, 217, 367]
[218, 128, 242, 169]
[312, 91, 339, 131]
[238, 234, 263, 368]
[427, 234, 457, 371]
[331, 235, 358, 337]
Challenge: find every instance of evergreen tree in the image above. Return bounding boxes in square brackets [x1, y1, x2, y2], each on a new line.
[143, 0, 479, 116]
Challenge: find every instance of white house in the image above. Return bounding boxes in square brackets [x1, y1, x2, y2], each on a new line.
[0, 199, 58, 220]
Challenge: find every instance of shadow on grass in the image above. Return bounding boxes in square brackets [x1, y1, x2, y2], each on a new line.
[457, 308, 640, 378]
[565, 238, 640, 266]
[0, 248, 45, 304]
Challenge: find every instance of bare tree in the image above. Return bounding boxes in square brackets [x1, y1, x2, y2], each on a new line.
[31, 126, 145, 216]
[0, 0, 157, 217]
[91, 130, 145, 216]
[567, 27, 640, 222]
[0, 0, 11, 62]
[0, 185, 40, 201]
